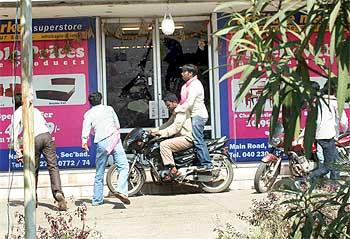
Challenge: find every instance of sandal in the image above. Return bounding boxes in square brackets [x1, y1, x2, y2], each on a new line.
[163, 167, 181, 182]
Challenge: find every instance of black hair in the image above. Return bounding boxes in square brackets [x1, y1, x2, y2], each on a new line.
[181, 64, 198, 76]
[14, 93, 22, 110]
[163, 92, 178, 103]
[88, 92, 102, 106]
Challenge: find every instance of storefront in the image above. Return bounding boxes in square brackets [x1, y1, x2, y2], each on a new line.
[0, 17, 99, 171]
[0, 1, 234, 174]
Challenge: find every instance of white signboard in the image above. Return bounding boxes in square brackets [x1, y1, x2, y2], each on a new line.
[149, 100, 169, 119]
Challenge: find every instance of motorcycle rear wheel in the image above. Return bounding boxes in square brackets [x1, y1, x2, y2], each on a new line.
[254, 161, 281, 193]
[200, 155, 234, 193]
[106, 162, 146, 197]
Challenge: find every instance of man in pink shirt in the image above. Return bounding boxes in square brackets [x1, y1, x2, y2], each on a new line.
[176, 64, 212, 169]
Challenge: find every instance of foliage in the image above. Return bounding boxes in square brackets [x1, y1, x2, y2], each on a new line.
[215, 0, 350, 157]
[6, 202, 102, 239]
[237, 192, 290, 237]
[214, 223, 249, 239]
[214, 179, 350, 239]
[278, 178, 350, 239]
[214, 193, 290, 239]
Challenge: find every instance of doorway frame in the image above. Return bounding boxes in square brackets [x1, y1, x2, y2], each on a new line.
[101, 16, 216, 137]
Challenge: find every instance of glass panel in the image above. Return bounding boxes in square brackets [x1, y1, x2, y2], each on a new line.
[105, 22, 155, 128]
[159, 20, 211, 124]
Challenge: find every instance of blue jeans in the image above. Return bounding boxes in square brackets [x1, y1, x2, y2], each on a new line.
[192, 116, 212, 167]
[93, 137, 129, 205]
[310, 138, 339, 180]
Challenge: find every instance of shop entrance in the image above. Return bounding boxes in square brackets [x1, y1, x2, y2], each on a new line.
[102, 17, 212, 135]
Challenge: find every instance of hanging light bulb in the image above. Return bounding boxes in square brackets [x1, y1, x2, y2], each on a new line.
[161, 9, 175, 35]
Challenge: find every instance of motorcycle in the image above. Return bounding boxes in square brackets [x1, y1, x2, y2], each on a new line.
[254, 123, 350, 193]
[106, 128, 234, 196]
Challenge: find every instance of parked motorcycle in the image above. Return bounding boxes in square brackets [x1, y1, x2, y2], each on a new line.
[254, 123, 350, 193]
[106, 128, 234, 196]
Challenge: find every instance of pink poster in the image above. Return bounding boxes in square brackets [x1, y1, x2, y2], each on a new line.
[0, 18, 97, 170]
[218, 13, 349, 161]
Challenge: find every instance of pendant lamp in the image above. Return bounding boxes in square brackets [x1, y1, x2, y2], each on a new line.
[161, 9, 175, 35]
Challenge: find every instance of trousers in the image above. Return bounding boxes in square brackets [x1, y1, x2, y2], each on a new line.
[35, 132, 64, 201]
[160, 136, 193, 166]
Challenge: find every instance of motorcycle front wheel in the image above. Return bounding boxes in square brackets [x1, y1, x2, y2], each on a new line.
[254, 161, 281, 193]
[106, 162, 146, 197]
[200, 154, 234, 193]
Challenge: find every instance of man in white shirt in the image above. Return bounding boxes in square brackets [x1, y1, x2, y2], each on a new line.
[175, 64, 212, 169]
[12, 94, 67, 211]
[81, 92, 130, 205]
[310, 83, 348, 180]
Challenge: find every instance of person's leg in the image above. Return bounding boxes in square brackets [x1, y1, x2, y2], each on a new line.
[160, 137, 193, 181]
[192, 116, 212, 167]
[40, 133, 64, 200]
[93, 141, 108, 205]
[321, 139, 339, 180]
[160, 139, 176, 167]
[34, 135, 43, 206]
[160, 137, 193, 167]
[111, 141, 129, 197]
[317, 141, 332, 179]
[40, 133, 67, 210]
[310, 139, 338, 180]
[310, 140, 329, 180]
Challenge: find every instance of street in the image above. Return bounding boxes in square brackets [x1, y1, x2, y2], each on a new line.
[0, 189, 265, 239]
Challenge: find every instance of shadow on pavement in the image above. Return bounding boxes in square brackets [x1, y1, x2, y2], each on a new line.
[125, 182, 203, 196]
[9, 200, 58, 211]
[74, 198, 126, 209]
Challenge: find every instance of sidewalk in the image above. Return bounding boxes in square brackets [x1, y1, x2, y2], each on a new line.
[0, 189, 264, 239]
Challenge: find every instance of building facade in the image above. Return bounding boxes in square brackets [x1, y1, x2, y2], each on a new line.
[0, 1, 268, 196]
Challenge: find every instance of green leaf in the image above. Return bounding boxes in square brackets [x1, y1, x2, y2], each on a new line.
[337, 38, 350, 117]
[301, 213, 314, 238]
[270, 101, 281, 137]
[238, 64, 257, 84]
[232, 38, 257, 51]
[314, 20, 328, 55]
[306, 0, 316, 13]
[249, 88, 268, 123]
[329, 0, 341, 33]
[283, 209, 302, 220]
[218, 64, 250, 83]
[214, 26, 236, 36]
[303, 98, 317, 159]
[330, 24, 336, 65]
[282, 90, 302, 150]
[281, 198, 305, 205]
[234, 66, 260, 105]
[337, 60, 348, 118]
[263, 1, 299, 31]
[214, 1, 251, 12]
[228, 29, 245, 52]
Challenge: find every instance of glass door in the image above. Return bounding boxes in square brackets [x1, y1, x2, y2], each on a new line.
[102, 17, 213, 136]
[103, 20, 156, 129]
[158, 18, 212, 129]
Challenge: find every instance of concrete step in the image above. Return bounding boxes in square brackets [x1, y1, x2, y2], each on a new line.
[0, 162, 287, 199]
